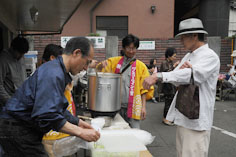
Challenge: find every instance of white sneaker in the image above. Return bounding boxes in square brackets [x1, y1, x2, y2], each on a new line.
[152, 98, 157, 103]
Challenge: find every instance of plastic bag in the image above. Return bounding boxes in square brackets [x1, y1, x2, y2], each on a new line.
[53, 136, 89, 157]
[91, 117, 105, 130]
[100, 129, 155, 145]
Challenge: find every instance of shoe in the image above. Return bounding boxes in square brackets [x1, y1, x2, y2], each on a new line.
[162, 118, 174, 126]
[152, 98, 158, 103]
[215, 96, 220, 101]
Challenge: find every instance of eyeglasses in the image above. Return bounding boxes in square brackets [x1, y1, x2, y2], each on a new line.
[125, 47, 137, 51]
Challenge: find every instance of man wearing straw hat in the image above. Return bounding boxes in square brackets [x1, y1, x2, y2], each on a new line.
[143, 18, 220, 157]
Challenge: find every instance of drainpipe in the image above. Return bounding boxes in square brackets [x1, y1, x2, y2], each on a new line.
[232, 38, 235, 65]
[90, 0, 103, 33]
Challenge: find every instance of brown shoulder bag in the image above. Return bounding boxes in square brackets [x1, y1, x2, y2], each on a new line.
[175, 71, 200, 119]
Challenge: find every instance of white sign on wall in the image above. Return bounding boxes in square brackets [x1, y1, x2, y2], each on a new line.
[138, 41, 155, 50]
[61, 36, 73, 48]
[61, 36, 105, 49]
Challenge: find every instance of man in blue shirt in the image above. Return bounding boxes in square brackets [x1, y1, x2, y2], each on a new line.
[0, 37, 100, 156]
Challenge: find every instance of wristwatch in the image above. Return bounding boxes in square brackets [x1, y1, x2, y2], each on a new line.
[156, 72, 163, 82]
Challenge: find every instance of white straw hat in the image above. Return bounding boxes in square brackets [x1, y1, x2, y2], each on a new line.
[175, 18, 208, 37]
[232, 50, 236, 57]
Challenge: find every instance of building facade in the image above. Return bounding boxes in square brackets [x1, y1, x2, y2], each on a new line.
[229, 1, 236, 37]
[0, 0, 234, 74]
[61, 0, 175, 39]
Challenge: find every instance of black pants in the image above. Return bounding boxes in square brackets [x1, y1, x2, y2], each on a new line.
[163, 95, 175, 118]
[0, 119, 48, 157]
[119, 107, 129, 123]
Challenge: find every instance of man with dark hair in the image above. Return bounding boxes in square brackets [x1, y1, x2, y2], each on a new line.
[0, 37, 100, 156]
[0, 36, 29, 108]
[10, 36, 29, 53]
[0, 35, 29, 156]
[42, 44, 63, 63]
[98, 34, 153, 129]
[143, 18, 220, 156]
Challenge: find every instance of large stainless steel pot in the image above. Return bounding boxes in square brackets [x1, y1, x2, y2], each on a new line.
[87, 70, 121, 113]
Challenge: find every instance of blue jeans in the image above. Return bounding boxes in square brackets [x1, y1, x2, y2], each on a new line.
[119, 107, 140, 129]
[0, 144, 4, 157]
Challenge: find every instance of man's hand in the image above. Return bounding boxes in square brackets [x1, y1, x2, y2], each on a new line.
[78, 128, 100, 142]
[96, 60, 108, 71]
[143, 73, 158, 89]
[59, 121, 100, 142]
[180, 61, 192, 69]
[78, 119, 93, 129]
[78, 120, 100, 142]
[88, 60, 99, 68]
[141, 107, 146, 120]
[173, 60, 180, 68]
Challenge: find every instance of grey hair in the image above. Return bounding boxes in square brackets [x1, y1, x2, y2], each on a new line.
[63, 37, 92, 56]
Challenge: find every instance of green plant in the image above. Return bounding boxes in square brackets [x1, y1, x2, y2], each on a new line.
[225, 34, 236, 39]
[87, 33, 100, 36]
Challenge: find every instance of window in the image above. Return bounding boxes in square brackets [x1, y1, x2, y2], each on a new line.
[96, 16, 128, 38]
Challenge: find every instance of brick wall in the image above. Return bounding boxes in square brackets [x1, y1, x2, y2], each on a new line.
[33, 35, 233, 73]
[33, 35, 61, 65]
[220, 39, 233, 72]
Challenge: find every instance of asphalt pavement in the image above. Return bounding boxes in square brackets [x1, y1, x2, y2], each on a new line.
[141, 94, 236, 157]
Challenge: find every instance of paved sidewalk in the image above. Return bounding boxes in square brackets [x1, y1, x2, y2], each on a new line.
[141, 93, 236, 157]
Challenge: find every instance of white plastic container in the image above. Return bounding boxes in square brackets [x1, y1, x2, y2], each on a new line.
[91, 134, 147, 157]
